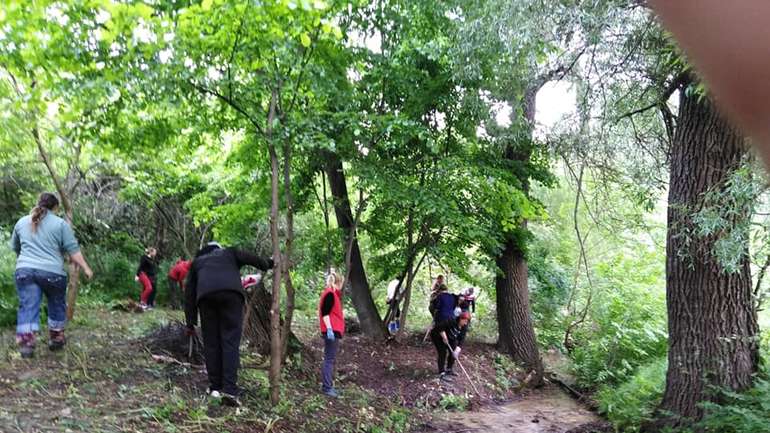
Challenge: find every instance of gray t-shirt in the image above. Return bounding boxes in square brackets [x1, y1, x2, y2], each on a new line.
[10, 212, 80, 276]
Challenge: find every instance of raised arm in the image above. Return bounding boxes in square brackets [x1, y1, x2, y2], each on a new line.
[233, 249, 274, 271]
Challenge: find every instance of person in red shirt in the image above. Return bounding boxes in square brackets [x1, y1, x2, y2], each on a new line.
[167, 257, 191, 309]
[319, 268, 345, 398]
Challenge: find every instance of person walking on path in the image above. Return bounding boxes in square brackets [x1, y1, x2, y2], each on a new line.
[185, 242, 273, 407]
[167, 257, 191, 309]
[430, 311, 471, 380]
[136, 247, 158, 310]
[319, 268, 345, 398]
[9, 192, 93, 358]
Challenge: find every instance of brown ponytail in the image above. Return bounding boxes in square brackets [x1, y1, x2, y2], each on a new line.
[30, 192, 59, 233]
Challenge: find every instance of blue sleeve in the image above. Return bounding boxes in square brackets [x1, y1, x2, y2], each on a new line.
[10, 224, 21, 255]
[60, 221, 80, 254]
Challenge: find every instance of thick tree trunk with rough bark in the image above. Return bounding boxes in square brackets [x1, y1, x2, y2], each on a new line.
[495, 83, 544, 386]
[649, 87, 759, 429]
[325, 153, 385, 339]
[495, 223, 544, 385]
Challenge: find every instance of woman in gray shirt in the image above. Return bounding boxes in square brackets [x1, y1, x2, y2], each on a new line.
[10, 193, 93, 358]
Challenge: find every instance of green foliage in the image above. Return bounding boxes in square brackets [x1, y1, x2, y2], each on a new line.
[0, 232, 18, 327]
[696, 376, 770, 433]
[493, 353, 522, 393]
[569, 276, 667, 388]
[596, 357, 667, 433]
[438, 393, 469, 411]
[369, 408, 412, 433]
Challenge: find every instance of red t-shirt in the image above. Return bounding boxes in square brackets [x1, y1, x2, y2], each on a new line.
[168, 260, 191, 282]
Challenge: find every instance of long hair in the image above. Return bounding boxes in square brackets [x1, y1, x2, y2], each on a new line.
[326, 268, 344, 289]
[30, 193, 59, 233]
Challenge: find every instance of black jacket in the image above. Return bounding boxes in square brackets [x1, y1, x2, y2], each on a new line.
[137, 255, 158, 278]
[185, 247, 273, 327]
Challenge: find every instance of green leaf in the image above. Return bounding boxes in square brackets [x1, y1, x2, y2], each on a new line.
[300, 32, 311, 48]
[201, 0, 213, 11]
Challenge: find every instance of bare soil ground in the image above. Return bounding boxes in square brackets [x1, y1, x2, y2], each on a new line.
[0, 307, 602, 433]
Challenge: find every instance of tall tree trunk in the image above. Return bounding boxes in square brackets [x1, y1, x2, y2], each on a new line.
[649, 86, 759, 429]
[280, 136, 296, 362]
[31, 124, 82, 321]
[266, 91, 284, 405]
[495, 83, 544, 386]
[324, 152, 385, 338]
[495, 223, 544, 385]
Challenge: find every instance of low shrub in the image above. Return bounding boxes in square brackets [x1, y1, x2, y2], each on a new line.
[596, 357, 667, 433]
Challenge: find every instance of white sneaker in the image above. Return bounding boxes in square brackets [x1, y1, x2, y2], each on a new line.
[206, 388, 222, 399]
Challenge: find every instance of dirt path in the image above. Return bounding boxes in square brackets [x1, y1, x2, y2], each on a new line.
[423, 386, 601, 433]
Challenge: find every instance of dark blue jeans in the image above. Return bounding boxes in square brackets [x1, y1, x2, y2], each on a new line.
[321, 336, 339, 392]
[15, 268, 68, 334]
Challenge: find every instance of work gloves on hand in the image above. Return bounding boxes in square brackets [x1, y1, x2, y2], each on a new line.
[326, 328, 335, 341]
[452, 347, 462, 359]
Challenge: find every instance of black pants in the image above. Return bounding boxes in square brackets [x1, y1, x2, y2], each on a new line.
[147, 277, 157, 307]
[199, 290, 244, 396]
[167, 277, 182, 309]
[430, 332, 456, 374]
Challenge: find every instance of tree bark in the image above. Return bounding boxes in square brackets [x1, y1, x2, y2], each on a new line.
[494, 83, 544, 386]
[242, 274, 301, 357]
[266, 91, 284, 405]
[648, 86, 759, 428]
[495, 222, 544, 385]
[324, 152, 385, 338]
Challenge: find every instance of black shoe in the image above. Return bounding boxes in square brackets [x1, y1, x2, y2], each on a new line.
[439, 372, 453, 381]
[20, 346, 34, 359]
[48, 330, 66, 351]
[445, 369, 456, 376]
[221, 393, 241, 407]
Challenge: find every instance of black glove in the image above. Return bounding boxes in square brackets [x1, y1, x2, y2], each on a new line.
[267, 258, 275, 269]
[185, 326, 196, 337]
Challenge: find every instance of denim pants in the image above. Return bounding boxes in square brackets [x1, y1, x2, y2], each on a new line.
[15, 267, 68, 334]
[321, 336, 339, 392]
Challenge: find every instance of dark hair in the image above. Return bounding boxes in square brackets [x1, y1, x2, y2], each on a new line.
[30, 193, 59, 233]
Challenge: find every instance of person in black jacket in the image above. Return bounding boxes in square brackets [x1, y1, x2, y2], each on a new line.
[136, 247, 158, 309]
[185, 242, 273, 407]
[430, 311, 471, 380]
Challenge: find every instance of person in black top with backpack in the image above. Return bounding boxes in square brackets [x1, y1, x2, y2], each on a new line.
[430, 311, 471, 380]
[185, 242, 273, 407]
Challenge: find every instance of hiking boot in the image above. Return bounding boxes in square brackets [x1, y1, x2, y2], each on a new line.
[48, 329, 66, 351]
[16, 333, 35, 359]
[445, 369, 456, 376]
[322, 388, 339, 398]
[439, 372, 453, 381]
[221, 393, 241, 407]
[20, 346, 34, 359]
